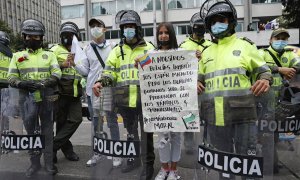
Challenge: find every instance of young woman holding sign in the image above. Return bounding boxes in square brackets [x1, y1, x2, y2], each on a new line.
[154, 22, 182, 180]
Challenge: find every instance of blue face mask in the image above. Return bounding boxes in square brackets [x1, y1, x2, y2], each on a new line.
[272, 40, 288, 51]
[211, 22, 228, 35]
[123, 28, 136, 40]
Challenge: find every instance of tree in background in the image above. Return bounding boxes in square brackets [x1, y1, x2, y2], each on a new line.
[0, 20, 23, 52]
[282, 0, 300, 28]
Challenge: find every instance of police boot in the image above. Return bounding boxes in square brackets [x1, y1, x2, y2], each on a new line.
[45, 163, 58, 175]
[139, 164, 154, 180]
[121, 158, 141, 173]
[45, 156, 58, 175]
[25, 158, 41, 178]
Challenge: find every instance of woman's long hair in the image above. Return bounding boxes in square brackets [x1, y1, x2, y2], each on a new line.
[156, 22, 178, 50]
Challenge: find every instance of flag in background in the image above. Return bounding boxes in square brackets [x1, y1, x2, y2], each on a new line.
[139, 54, 152, 69]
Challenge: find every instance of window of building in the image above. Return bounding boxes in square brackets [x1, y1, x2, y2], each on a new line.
[80, 31, 86, 41]
[168, 0, 195, 9]
[196, 0, 207, 7]
[116, 0, 134, 12]
[61, 4, 84, 19]
[235, 22, 243, 32]
[144, 27, 154, 36]
[230, 0, 243, 5]
[136, 0, 162, 11]
[176, 25, 189, 35]
[92, 1, 116, 16]
[252, 0, 281, 3]
[111, 30, 120, 39]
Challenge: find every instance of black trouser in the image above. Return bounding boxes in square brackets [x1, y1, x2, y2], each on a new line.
[119, 106, 155, 165]
[20, 92, 54, 165]
[53, 95, 82, 154]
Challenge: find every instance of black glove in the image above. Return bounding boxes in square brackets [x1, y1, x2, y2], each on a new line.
[40, 76, 59, 87]
[18, 81, 44, 93]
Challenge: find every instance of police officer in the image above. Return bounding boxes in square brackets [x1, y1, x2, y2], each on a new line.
[93, 10, 155, 180]
[7, 18, 61, 177]
[0, 31, 13, 133]
[198, 1, 272, 179]
[180, 12, 212, 52]
[179, 12, 212, 155]
[51, 22, 83, 163]
[259, 28, 300, 173]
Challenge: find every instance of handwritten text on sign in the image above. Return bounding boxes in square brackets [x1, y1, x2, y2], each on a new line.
[139, 50, 200, 132]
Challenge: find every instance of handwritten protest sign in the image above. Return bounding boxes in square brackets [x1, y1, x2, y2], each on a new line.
[138, 50, 200, 132]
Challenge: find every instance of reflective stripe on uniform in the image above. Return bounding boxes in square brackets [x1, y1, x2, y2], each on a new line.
[204, 67, 246, 79]
[0, 67, 9, 71]
[8, 68, 19, 74]
[129, 85, 137, 108]
[289, 57, 300, 67]
[74, 79, 79, 97]
[19, 68, 50, 74]
[215, 97, 224, 126]
[61, 74, 82, 80]
[120, 64, 135, 71]
[252, 64, 269, 74]
[200, 89, 252, 100]
[104, 66, 120, 72]
[116, 80, 139, 87]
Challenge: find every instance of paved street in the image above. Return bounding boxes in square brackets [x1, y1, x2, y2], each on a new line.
[1, 117, 300, 179]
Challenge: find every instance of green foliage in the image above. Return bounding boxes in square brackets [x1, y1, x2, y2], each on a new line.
[0, 20, 23, 52]
[283, 0, 300, 28]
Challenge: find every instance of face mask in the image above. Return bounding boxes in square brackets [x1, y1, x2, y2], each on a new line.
[211, 22, 228, 35]
[159, 40, 169, 46]
[25, 39, 42, 50]
[193, 28, 205, 37]
[272, 40, 288, 52]
[123, 28, 136, 40]
[91, 27, 104, 38]
[61, 37, 72, 46]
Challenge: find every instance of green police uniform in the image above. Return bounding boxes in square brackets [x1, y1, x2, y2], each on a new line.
[198, 34, 272, 126]
[180, 37, 212, 52]
[50, 44, 83, 156]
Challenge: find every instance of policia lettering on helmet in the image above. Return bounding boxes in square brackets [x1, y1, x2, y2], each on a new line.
[179, 12, 212, 155]
[93, 10, 155, 180]
[0, 31, 13, 133]
[198, 1, 272, 179]
[50, 22, 83, 163]
[7, 19, 62, 177]
[259, 28, 300, 174]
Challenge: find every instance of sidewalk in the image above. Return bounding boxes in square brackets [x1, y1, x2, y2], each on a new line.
[0, 143, 299, 180]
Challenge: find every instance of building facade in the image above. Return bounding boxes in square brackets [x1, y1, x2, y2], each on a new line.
[61, 0, 291, 46]
[0, 0, 61, 43]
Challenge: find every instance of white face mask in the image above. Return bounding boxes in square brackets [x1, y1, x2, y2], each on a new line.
[91, 27, 104, 38]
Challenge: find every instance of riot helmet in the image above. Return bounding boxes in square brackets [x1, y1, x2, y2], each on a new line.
[0, 31, 12, 58]
[21, 19, 45, 51]
[60, 21, 80, 46]
[190, 12, 206, 37]
[21, 19, 45, 36]
[60, 21, 80, 38]
[200, 0, 237, 39]
[0, 31, 10, 46]
[117, 10, 143, 40]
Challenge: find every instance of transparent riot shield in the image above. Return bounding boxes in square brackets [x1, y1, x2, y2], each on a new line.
[0, 87, 56, 179]
[91, 86, 143, 179]
[271, 85, 300, 179]
[196, 90, 275, 180]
